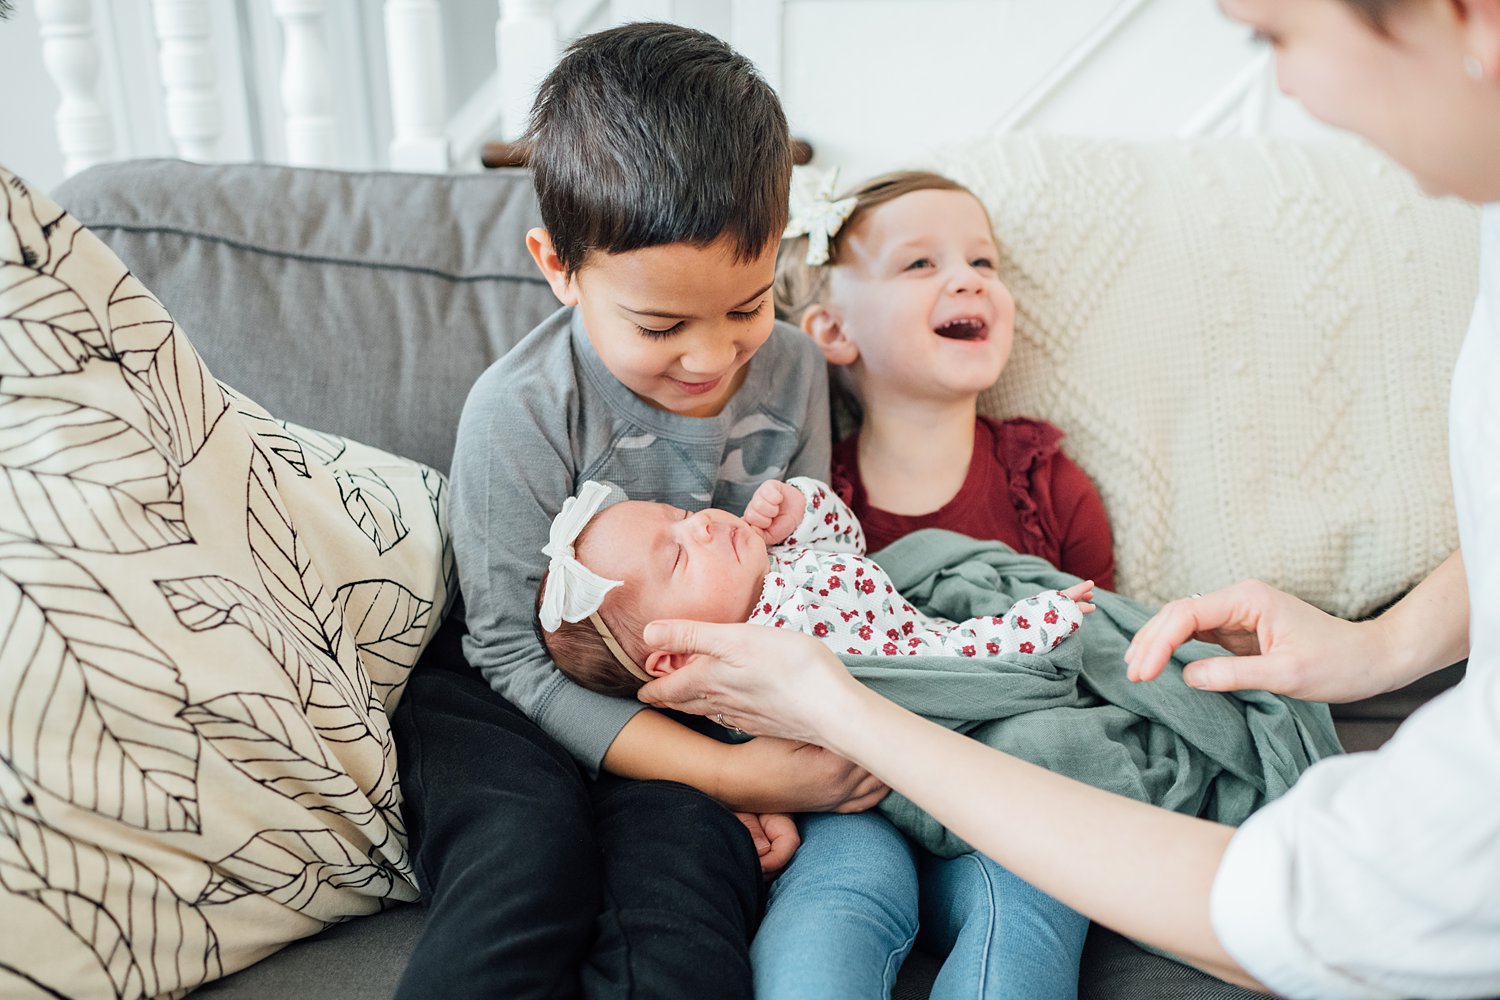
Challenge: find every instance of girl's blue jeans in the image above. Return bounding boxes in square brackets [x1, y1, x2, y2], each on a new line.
[752, 811, 1087, 999]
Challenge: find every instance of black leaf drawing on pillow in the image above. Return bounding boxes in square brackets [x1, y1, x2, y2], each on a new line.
[223, 385, 311, 478]
[0, 772, 222, 997]
[0, 393, 190, 551]
[0, 537, 199, 832]
[422, 467, 457, 612]
[334, 468, 409, 555]
[338, 580, 433, 712]
[104, 273, 227, 469]
[197, 827, 412, 916]
[182, 693, 411, 874]
[282, 420, 348, 465]
[1, 166, 85, 278]
[0, 261, 109, 377]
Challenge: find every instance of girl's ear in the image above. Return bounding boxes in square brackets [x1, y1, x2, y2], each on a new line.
[801, 305, 860, 366]
[527, 227, 580, 306]
[644, 650, 689, 677]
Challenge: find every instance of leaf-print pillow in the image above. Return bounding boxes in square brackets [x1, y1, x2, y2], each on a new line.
[0, 165, 452, 996]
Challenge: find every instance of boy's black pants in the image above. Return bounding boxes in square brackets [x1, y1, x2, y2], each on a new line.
[391, 642, 760, 1000]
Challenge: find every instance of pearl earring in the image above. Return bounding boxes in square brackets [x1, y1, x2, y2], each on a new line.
[1465, 55, 1485, 80]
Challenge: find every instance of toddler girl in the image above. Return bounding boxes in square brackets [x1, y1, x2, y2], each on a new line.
[536, 476, 1092, 696]
[777, 170, 1116, 587]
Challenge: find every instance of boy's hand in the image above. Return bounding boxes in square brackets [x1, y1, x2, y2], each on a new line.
[719, 736, 888, 813]
[743, 479, 806, 546]
[1061, 580, 1096, 614]
[733, 811, 801, 877]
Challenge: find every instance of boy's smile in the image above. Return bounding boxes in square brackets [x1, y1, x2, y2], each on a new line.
[529, 230, 780, 418]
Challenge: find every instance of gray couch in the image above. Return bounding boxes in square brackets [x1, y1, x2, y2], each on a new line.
[53, 157, 1456, 1000]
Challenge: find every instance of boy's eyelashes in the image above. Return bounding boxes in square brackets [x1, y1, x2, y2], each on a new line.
[631, 300, 767, 340]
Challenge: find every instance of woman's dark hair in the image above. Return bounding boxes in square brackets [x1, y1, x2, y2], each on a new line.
[522, 22, 792, 274]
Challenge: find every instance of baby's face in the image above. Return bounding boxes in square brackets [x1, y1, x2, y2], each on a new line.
[580, 500, 769, 633]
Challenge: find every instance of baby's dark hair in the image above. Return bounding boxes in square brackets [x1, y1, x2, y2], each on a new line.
[774, 170, 989, 324]
[535, 568, 650, 698]
[522, 22, 792, 275]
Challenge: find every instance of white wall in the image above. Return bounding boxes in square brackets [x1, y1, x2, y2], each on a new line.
[1, 0, 1342, 199]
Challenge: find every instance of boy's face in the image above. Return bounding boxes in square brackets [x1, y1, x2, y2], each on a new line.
[580, 501, 768, 636]
[822, 190, 1015, 404]
[530, 231, 779, 418]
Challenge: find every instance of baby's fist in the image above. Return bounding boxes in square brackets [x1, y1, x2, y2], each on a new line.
[743, 479, 806, 545]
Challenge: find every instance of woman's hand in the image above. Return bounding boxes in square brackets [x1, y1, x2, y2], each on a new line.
[640, 619, 860, 744]
[1123, 578, 1401, 702]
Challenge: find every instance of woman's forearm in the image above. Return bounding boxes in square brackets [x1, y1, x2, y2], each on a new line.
[820, 681, 1265, 990]
[1371, 551, 1469, 691]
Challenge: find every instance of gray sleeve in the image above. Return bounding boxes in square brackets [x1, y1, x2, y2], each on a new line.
[786, 334, 832, 482]
[450, 354, 643, 772]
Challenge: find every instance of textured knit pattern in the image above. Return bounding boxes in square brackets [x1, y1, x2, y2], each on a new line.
[747, 478, 1084, 657]
[896, 137, 1478, 618]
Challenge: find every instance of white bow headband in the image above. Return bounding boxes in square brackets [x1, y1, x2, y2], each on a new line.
[783, 167, 858, 266]
[538, 481, 650, 682]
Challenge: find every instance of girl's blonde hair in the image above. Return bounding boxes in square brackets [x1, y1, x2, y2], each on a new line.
[773, 170, 994, 324]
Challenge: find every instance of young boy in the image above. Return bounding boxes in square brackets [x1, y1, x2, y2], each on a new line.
[394, 22, 881, 1000]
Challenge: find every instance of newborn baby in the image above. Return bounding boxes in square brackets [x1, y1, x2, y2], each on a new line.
[537, 476, 1094, 697]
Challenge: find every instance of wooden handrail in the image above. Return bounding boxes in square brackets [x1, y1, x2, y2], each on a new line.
[482, 137, 814, 169]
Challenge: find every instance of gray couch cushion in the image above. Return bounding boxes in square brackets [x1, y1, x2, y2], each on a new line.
[53, 160, 560, 474]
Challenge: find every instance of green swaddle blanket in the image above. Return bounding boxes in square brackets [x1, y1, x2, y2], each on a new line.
[844, 530, 1343, 858]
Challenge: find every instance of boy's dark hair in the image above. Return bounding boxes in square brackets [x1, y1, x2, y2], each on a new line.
[535, 568, 649, 699]
[522, 22, 792, 274]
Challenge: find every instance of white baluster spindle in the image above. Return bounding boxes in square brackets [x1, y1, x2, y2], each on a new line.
[37, 0, 115, 177]
[384, 0, 448, 171]
[496, 0, 558, 142]
[151, 0, 221, 161]
[611, 0, 674, 22]
[271, 0, 336, 166]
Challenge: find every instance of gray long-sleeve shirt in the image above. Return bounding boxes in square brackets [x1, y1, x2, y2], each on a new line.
[450, 306, 831, 770]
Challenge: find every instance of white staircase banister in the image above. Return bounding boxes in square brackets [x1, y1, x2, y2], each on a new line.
[151, 0, 221, 162]
[496, 0, 559, 143]
[271, 0, 336, 167]
[37, 0, 116, 178]
[384, 0, 449, 171]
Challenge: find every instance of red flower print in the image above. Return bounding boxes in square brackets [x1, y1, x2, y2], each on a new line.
[832, 563, 846, 572]
[885, 584, 893, 593]
[828, 575, 842, 589]
[887, 628, 901, 641]
[986, 642, 1000, 654]
[762, 602, 772, 614]
[1044, 609, 1059, 625]
[858, 624, 873, 640]
[775, 577, 785, 587]
[819, 589, 829, 597]
[814, 622, 829, 636]
[858, 578, 876, 595]
[961, 645, 976, 657]
[1052, 635, 1063, 647]
[990, 616, 1003, 625]
[841, 610, 857, 622]
[1019, 641, 1034, 653]
[811, 491, 822, 508]
[855, 567, 864, 577]
[882, 642, 899, 655]
[908, 637, 921, 648]
[901, 621, 914, 635]
[902, 603, 914, 613]
[824, 512, 835, 525]
[1070, 622, 1079, 633]
[774, 619, 785, 628]
[847, 646, 860, 654]
[1016, 616, 1030, 630]
[866, 611, 876, 622]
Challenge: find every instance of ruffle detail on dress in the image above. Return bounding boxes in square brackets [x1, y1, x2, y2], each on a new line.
[992, 416, 1064, 556]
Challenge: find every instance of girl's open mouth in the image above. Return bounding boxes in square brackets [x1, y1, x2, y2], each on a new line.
[933, 317, 988, 342]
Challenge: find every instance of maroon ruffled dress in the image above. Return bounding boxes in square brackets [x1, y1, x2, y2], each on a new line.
[831, 416, 1116, 591]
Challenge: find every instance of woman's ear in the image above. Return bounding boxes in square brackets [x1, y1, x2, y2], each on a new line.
[644, 650, 689, 677]
[527, 227, 580, 306]
[801, 305, 860, 366]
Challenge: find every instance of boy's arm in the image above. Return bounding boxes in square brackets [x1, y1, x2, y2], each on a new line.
[603, 710, 888, 813]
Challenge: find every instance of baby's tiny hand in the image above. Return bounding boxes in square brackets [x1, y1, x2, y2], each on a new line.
[743, 480, 806, 545]
[1061, 580, 1096, 614]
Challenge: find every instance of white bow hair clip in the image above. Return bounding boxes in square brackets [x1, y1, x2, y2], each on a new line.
[538, 481, 623, 633]
[783, 167, 857, 266]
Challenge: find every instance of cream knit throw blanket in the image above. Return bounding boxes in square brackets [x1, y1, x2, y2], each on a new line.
[890, 137, 1475, 618]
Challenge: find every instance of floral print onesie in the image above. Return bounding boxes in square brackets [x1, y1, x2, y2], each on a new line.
[746, 477, 1084, 657]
